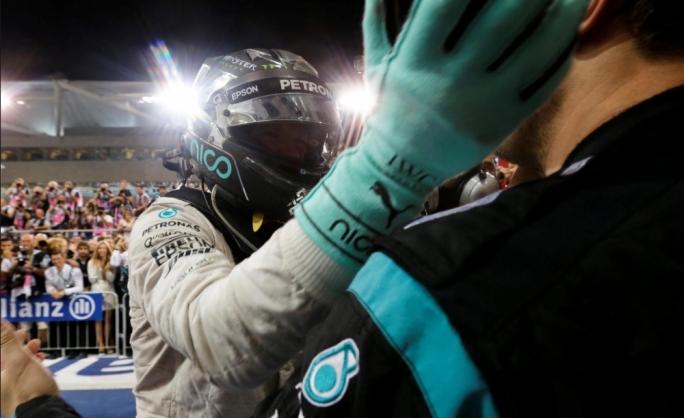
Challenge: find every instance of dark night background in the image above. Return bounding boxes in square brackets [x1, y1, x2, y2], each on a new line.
[1, 0, 365, 83]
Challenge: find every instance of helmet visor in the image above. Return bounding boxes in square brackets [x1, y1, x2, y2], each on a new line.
[224, 93, 340, 126]
[223, 92, 341, 165]
[228, 120, 341, 166]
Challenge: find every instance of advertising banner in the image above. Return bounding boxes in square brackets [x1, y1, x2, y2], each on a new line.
[1, 293, 103, 322]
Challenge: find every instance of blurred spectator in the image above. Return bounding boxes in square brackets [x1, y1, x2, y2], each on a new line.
[102, 215, 115, 237]
[87, 238, 98, 253]
[117, 180, 134, 204]
[72, 207, 94, 240]
[134, 185, 151, 216]
[1, 235, 14, 295]
[75, 240, 94, 358]
[30, 186, 49, 213]
[112, 236, 129, 294]
[75, 242, 92, 289]
[45, 250, 84, 359]
[1, 198, 14, 229]
[85, 200, 97, 214]
[110, 196, 133, 226]
[117, 210, 134, 234]
[28, 208, 51, 233]
[60, 181, 82, 212]
[34, 233, 49, 251]
[92, 209, 106, 237]
[94, 182, 114, 212]
[68, 236, 82, 254]
[103, 235, 116, 250]
[48, 196, 71, 231]
[45, 181, 60, 208]
[8, 178, 28, 208]
[46, 237, 78, 268]
[8, 201, 31, 230]
[158, 185, 167, 197]
[88, 242, 119, 355]
[14, 234, 51, 352]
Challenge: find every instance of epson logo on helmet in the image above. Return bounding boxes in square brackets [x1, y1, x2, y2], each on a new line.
[189, 138, 233, 179]
[280, 79, 334, 100]
[231, 85, 259, 101]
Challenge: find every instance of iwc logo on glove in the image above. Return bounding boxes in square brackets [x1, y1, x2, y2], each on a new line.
[302, 338, 360, 407]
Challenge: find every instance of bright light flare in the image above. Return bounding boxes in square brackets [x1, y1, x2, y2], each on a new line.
[143, 83, 200, 117]
[1, 93, 10, 108]
[143, 40, 203, 118]
[337, 88, 375, 115]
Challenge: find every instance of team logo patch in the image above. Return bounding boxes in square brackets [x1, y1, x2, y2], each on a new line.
[158, 208, 179, 219]
[302, 338, 359, 407]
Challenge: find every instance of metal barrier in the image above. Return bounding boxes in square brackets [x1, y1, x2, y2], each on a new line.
[18, 291, 122, 358]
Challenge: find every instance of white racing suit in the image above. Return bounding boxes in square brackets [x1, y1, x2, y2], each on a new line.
[129, 196, 352, 417]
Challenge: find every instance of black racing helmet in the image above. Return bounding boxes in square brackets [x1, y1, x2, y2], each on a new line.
[177, 49, 342, 222]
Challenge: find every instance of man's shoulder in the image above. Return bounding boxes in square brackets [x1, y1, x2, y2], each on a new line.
[69, 264, 82, 276]
[32, 251, 48, 262]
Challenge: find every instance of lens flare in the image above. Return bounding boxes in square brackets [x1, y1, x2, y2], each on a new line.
[1, 93, 11, 108]
[143, 41, 202, 118]
[337, 88, 375, 115]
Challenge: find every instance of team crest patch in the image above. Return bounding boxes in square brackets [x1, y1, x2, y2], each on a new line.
[158, 208, 180, 219]
[302, 338, 359, 407]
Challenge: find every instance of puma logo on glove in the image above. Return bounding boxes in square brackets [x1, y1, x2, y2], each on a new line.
[371, 181, 414, 229]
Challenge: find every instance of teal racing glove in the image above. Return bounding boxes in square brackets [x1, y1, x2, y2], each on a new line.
[296, 0, 589, 270]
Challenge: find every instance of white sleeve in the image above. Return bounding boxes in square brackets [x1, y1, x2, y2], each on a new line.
[110, 250, 122, 267]
[129, 198, 354, 390]
[1, 258, 11, 273]
[87, 260, 98, 282]
[45, 267, 56, 293]
[65, 267, 84, 295]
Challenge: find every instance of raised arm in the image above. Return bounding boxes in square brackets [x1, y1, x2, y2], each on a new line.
[129, 199, 351, 390]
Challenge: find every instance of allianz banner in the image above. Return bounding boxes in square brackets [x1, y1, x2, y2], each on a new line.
[1, 293, 103, 322]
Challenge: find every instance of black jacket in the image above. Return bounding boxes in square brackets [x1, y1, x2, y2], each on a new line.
[15, 396, 81, 418]
[254, 85, 684, 418]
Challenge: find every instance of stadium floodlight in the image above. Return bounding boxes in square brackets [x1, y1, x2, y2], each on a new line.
[143, 83, 201, 117]
[1, 93, 10, 108]
[337, 88, 375, 115]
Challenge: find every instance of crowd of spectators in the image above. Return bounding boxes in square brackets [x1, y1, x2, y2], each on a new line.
[1, 231, 130, 357]
[0, 178, 167, 238]
[0, 177, 171, 359]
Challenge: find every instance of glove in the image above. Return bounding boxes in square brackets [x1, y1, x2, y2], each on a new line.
[296, 0, 589, 270]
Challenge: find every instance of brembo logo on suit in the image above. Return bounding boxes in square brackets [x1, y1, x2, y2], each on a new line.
[189, 138, 232, 179]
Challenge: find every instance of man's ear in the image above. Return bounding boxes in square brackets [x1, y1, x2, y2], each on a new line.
[576, 0, 628, 56]
[579, 0, 625, 35]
